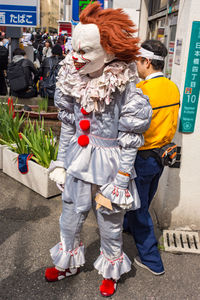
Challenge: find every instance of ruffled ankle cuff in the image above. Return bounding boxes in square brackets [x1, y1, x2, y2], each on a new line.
[50, 242, 85, 269]
[94, 250, 131, 280]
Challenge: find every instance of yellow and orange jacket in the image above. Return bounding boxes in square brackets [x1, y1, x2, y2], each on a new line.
[137, 77, 180, 150]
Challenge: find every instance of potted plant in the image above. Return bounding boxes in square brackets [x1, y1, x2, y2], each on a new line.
[0, 98, 25, 169]
[1, 117, 60, 198]
[22, 98, 58, 120]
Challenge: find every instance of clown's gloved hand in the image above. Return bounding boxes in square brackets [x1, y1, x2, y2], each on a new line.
[100, 171, 133, 209]
[113, 172, 132, 209]
[114, 172, 130, 188]
[49, 167, 66, 192]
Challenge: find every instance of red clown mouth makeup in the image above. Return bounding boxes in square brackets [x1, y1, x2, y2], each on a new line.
[72, 56, 86, 70]
[74, 61, 86, 70]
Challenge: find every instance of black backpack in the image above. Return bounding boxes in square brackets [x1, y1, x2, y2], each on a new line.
[0, 45, 8, 69]
[43, 58, 60, 98]
[7, 59, 29, 92]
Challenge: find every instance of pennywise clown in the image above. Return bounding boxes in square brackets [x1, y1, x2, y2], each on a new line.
[45, 2, 152, 297]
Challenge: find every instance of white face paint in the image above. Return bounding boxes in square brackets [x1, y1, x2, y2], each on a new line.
[72, 23, 114, 75]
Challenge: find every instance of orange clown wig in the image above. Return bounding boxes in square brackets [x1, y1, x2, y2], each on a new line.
[79, 1, 140, 63]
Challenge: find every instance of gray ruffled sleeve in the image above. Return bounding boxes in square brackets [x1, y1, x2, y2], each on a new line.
[54, 88, 75, 126]
[117, 83, 152, 172]
[100, 82, 152, 209]
[49, 88, 76, 170]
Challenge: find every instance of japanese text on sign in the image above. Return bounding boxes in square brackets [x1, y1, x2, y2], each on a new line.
[179, 22, 200, 133]
[0, 4, 37, 27]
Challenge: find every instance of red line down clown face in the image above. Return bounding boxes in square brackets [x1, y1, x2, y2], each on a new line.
[72, 23, 114, 75]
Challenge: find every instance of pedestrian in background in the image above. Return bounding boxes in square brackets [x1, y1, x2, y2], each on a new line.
[65, 36, 73, 54]
[123, 39, 180, 276]
[42, 40, 53, 60]
[56, 34, 66, 55]
[39, 44, 64, 101]
[32, 32, 43, 64]
[7, 48, 39, 98]
[0, 35, 9, 95]
[0, 32, 9, 49]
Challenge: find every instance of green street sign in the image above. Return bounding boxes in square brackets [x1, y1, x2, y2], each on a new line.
[72, 0, 104, 22]
[79, 0, 95, 13]
[179, 21, 200, 133]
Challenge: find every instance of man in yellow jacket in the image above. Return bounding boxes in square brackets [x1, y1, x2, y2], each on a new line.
[124, 40, 180, 275]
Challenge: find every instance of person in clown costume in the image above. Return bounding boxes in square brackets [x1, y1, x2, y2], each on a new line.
[45, 2, 152, 297]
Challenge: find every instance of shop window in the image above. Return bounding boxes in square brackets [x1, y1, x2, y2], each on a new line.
[170, 24, 177, 41]
[149, 0, 179, 16]
[165, 24, 177, 78]
[149, 0, 167, 16]
[160, 0, 168, 8]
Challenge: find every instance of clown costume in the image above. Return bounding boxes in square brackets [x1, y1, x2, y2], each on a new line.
[45, 2, 152, 297]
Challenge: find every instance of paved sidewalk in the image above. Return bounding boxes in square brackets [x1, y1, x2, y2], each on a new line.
[0, 171, 200, 300]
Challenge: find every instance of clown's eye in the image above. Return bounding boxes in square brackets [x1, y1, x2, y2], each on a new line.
[79, 49, 85, 55]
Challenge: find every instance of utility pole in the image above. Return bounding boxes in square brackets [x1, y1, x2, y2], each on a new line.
[63, 0, 66, 20]
[104, 0, 113, 9]
[37, 0, 40, 27]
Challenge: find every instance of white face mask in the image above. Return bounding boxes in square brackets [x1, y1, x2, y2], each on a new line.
[72, 23, 114, 75]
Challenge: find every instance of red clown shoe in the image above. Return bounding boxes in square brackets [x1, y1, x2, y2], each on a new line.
[45, 266, 80, 282]
[99, 278, 117, 297]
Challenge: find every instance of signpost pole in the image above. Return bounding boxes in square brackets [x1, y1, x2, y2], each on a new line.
[6, 27, 22, 60]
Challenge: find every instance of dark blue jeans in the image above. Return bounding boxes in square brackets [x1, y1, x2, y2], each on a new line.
[124, 154, 164, 273]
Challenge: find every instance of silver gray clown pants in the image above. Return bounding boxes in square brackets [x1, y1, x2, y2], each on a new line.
[50, 184, 132, 280]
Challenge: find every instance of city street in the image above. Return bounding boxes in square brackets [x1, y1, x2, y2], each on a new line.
[0, 171, 200, 300]
[0, 1, 200, 299]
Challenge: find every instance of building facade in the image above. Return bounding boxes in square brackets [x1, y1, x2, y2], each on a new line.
[139, 0, 179, 78]
[38, 0, 64, 32]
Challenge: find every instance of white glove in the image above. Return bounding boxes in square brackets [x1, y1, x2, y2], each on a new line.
[49, 167, 66, 185]
[118, 203, 133, 209]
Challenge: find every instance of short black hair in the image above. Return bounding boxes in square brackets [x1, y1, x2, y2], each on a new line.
[52, 44, 63, 56]
[13, 47, 26, 57]
[141, 39, 168, 71]
[45, 39, 53, 47]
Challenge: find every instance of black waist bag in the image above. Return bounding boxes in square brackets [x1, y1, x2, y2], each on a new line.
[139, 143, 177, 167]
[7, 59, 28, 92]
[152, 143, 177, 166]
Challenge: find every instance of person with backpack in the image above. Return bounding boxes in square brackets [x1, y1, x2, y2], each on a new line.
[7, 48, 39, 98]
[32, 31, 44, 64]
[0, 35, 9, 95]
[39, 44, 64, 101]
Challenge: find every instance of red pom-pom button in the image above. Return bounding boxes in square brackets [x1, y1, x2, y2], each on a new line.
[79, 119, 90, 131]
[81, 107, 90, 115]
[78, 135, 89, 147]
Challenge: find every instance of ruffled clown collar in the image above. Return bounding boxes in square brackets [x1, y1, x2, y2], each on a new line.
[56, 53, 138, 113]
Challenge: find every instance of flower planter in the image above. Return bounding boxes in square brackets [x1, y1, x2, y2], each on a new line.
[3, 147, 61, 198]
[23, 106, 58, 120]
[0, 144, 7, 169]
